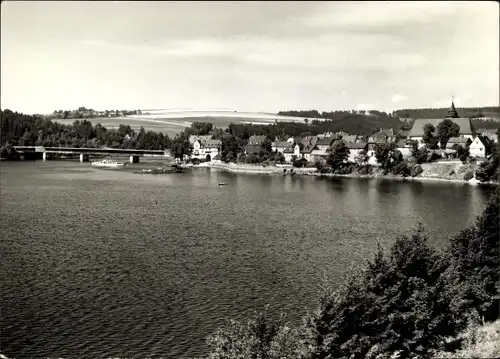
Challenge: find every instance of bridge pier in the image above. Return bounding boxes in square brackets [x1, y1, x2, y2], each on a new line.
[42, 152, 47, 161]
[79, 153, 90, 162]
[130, 155, 139, 164]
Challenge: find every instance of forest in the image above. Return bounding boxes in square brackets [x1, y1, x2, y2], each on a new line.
[0, 109, 170, 151]
[393, 106, 500, 120]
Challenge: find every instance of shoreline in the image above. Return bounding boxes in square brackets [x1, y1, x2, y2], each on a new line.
[191, 162, 499, 186]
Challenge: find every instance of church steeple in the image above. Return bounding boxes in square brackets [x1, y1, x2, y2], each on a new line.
[445, 98, 460, 118]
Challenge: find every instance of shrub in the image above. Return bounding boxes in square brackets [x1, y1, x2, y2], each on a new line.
[427, 151, 442, 163]
[357, 164, 373, 175]
[206, 307, 302, 359]
[411, 164, 424, 177]
[463, 171, 474, 181]
[392, 161, 411, 177]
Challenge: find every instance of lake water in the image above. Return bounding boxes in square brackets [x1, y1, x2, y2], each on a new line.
[0, 160, 495, 358]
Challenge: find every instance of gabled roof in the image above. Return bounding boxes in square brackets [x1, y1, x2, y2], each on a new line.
[341, 135, 358, 143]
[301, 136, 318, 153]
[272, 141, 290, 148]
[245, 144, 262, 154]
[346, 142, 368, 150]
[316, 137, 335, 146]
[408, 118, 474, 137]
[204, 139, 221, 148]
[247, 135, 267, 145]
[189, 135, 212, 144]
[447, 137, 470, 144]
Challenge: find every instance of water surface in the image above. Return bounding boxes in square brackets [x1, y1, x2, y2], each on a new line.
[0, 160, 494, 358]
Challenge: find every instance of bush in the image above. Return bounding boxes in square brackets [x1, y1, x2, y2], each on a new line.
[463, 171, 474, 181]
[206, 307, 302, 359]
[427, 151, 442, 163]
[392, 161, 411, 177]
[357, 164, 373, 175]
[411, 164, 424, 177]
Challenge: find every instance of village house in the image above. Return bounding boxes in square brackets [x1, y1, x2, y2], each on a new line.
[366, 144, 378, 165]
[244, 135, 267, 155]
[310, 136, 336, 162]
[469, 135, 491, 158]
[408, 101, 475, 147]
[271, 140, 290, 154]
[191, 138, 221, 161]
[445, 137, 471, 150]
[346, 142, 368, 162]
[283, 144, 296, 163]
[299, 136, 319, 162]
[395, 139, 414, 158]
[368, 128, 399, 143]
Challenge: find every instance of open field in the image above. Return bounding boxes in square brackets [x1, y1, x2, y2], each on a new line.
[54, 110, 324, 136]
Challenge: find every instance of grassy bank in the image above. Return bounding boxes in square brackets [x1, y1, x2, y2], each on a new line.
[194, 161, 498, 185]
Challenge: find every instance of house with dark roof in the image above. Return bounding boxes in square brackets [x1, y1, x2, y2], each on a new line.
[408, 101, 475, 147]
[445, 137, 471, 149]
[191, 138, 221, 161]
[346, 142, 368, 162]
[300, 136, 319, 162]
[244, 135, 268, 155]
[368, 128, 398, 143]
[271, 141, 290, 154]
[469, 135, 492, 158]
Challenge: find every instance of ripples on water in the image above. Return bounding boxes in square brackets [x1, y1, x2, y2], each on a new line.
[0, 160, 494, 358]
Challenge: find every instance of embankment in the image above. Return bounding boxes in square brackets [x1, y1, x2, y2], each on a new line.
[193, 161, 498, 185]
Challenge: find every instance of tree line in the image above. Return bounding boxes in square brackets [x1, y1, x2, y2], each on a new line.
[0, 109, 170, 156]
[394, 107, 500, 120]
[200, 188, 499, 359]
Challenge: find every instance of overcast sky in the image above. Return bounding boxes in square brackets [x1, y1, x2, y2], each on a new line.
[1, 1, 499, 114]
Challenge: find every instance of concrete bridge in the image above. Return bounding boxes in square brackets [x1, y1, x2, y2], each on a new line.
[13, 146, 169, 163]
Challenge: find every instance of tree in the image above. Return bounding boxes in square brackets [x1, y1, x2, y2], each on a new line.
[171, 134, 192, 160]
[422, 124, 439, 149]
[354, 149, 372, 174]
[475, 144, 499, 182]
[436, 119, 460, 149]
[452, 144, 470, 163]
[327, 140, 350, 172]
[374, 142, 402, 174]
[411, 142, 429, 164]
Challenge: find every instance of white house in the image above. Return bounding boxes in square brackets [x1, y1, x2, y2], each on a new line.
[271, 141, 290, 154]
[469, 136, 488, 158]
[346, 142, 368, 162]
[191, 139, 221, 161]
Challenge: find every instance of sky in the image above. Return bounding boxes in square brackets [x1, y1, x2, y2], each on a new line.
[1, 1, 499, 114]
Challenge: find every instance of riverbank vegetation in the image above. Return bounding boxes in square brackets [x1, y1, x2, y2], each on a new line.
[0, 109, 170, 151]
[201, 188, 499, 359]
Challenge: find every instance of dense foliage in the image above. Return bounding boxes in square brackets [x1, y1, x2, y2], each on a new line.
[203, 189, 500, 359]
[475, 144, 500, 182]
[436, 119, 460, 149]
[0, 109, 170, 150]
[276, 110, 404, 136]
[393, 107, 500, 120]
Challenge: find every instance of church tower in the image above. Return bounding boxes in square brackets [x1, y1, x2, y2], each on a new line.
[445, 100, 460, 118]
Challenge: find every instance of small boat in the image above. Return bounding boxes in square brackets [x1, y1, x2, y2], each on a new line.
[91, 159, 126, 168]
[218, 182, 228, 186]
